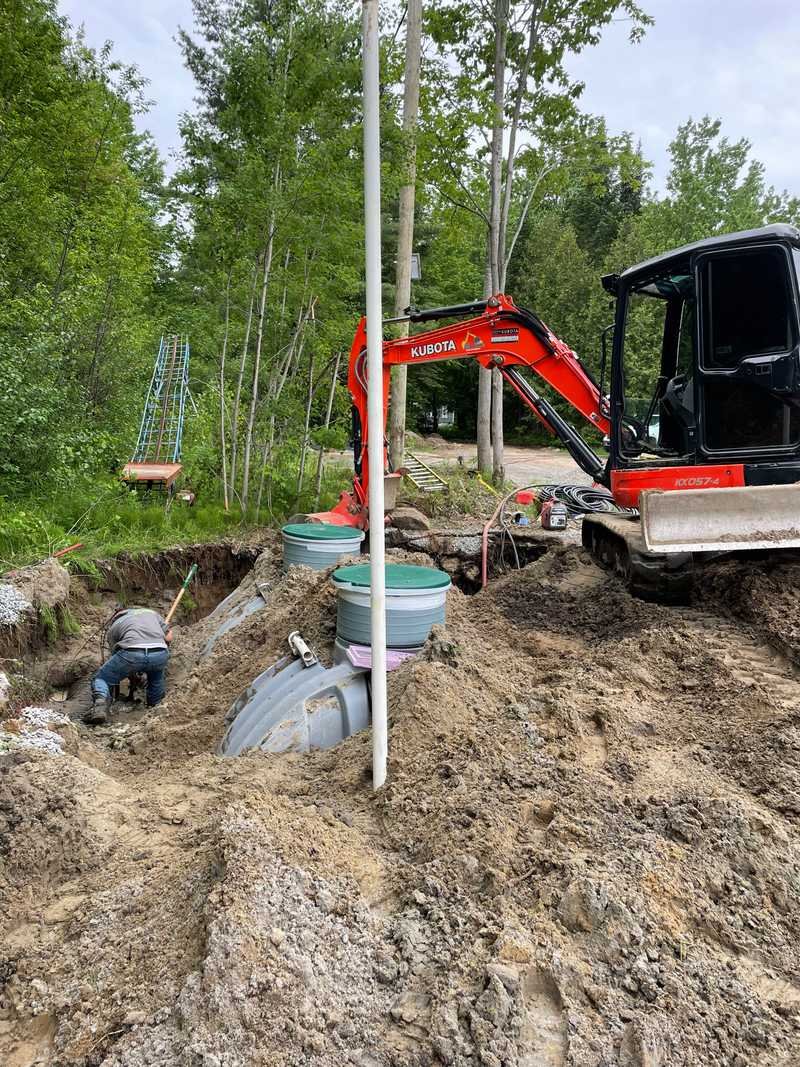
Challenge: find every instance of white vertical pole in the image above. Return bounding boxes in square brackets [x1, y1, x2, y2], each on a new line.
[362, 0, 388, 790]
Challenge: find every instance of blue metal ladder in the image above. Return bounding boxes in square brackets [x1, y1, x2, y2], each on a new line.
[132, 335, 190, 464]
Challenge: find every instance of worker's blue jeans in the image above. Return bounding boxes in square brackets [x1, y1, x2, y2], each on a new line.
[92, 648, 169, 707]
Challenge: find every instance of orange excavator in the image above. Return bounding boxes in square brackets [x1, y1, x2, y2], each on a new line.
[313, 224, 800, 599]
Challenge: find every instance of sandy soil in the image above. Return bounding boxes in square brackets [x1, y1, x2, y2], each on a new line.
[2, 541, 800, 1066]
[325, 441, 593, 490]
[421, 442, 592, 488]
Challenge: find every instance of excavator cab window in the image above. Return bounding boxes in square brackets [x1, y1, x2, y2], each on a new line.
[698, 244, 800, 453]
[619, 264, 696, 463]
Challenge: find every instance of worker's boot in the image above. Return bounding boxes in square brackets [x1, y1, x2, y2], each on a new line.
[84, 692, 112, 726]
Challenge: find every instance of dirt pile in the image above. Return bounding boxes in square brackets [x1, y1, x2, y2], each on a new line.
[694, 551, 800, 664]
[2, 542, 800, 1066]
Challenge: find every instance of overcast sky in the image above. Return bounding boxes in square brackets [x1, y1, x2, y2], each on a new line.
[59, 0, 800, 194]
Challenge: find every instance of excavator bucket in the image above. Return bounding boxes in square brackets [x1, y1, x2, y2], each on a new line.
[640, 483, 800, 554]
[218, 633, 370, 756]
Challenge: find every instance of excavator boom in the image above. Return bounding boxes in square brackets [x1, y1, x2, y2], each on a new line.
[324, 294, 609, 524]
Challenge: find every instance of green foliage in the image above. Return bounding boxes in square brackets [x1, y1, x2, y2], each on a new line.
[38, 604, 58, 643]
[58, 602, 81, 636]
[398, 464, 505, 522]
[3, 0, 800, 541]
[597, 116, 800, 397]
[177, 593, 198, 619]
[0, 0, 165, 497]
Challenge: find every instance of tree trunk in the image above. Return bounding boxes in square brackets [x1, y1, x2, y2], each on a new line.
[499, 1, 539, 290]
[296, 345, 315, 499]
[241, 221, 275, 515]
[229, 260, 258, 499]
[219, 268, 232, 511]
[488, 0, 509, 294]
[488, 0, 509, 484]
[279, 247, 291, 322]
[476, 256, 493, 473]
[314, 349, 341, 507]
[491, 368, 504, 484]
[388, 0, 422, 472]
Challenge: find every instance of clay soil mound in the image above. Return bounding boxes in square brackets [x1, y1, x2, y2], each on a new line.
[3, 543, 800, 1066]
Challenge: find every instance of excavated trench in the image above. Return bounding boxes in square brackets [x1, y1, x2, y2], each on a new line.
[386, 525, 559, 592]
[1, 543, 259, 662]
[89, 542, 260, 621]
[2, 542, 262, 718]
[5, 536, 800, 1066]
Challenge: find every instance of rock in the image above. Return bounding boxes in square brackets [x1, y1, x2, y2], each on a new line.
[315, 887, 336, 913]
[558, 877, 609, 933]
[0, 671, 10, 711]
[485, 963, 519, 995]
[317, 804, 337, 826]
[493, 927, 534, 964]
[619, 1021, 666, 1066]
[422, 626, 460, 668]
[11, 558, 70, 610]
[432, 1036, 455, 1064]
[473, 976, 511, 1027]
[305, 1032, 326, 1054]
[389, 507, 431, 531]
[389, 991, 431, 1024]
[373, 953, 398, 985]
[353, 1055, 383, 1067]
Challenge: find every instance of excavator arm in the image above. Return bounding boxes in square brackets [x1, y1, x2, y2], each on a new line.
[319, 294, 611, 526]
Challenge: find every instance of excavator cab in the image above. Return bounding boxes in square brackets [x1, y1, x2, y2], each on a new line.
[605, 224, 800, 503]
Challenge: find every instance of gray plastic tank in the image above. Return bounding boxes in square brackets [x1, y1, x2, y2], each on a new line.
[332, 563, 451, 649]
[282, 523, 365, 571]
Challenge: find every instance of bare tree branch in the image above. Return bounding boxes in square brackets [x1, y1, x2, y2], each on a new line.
[503, 162, 557, 274]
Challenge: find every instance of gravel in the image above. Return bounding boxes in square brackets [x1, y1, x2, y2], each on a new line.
[0, 726, 65, 756]
[0, 582, 33, 626]
[0, 706, 70, 756]
[20, 706, 70, 729]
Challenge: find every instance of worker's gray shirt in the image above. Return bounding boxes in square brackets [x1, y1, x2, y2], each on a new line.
[109, 608, 169, 651]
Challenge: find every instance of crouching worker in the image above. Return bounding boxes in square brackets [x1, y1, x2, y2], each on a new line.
[87, 606, 172, 725]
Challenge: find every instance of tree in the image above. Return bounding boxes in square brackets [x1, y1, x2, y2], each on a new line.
[389, 0, 423, 472]
[0, 0, 166, 493]
[425, 0, 651, 478]
[174, 0, 403, 517]
[604, 117, 800, 278]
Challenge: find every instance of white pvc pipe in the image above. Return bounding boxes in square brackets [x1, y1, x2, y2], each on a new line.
[362, 0, 388, 790]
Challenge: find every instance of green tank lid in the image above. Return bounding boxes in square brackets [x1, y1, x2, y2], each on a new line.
[282, 523, 365, 541]
[332, 563, 451, 590]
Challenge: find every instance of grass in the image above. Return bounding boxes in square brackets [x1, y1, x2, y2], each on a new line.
[398, 463, 512, 523]
[0, 459, 353, 571]
[38, 603, 59, 643]
[58, 602, 81, 635]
